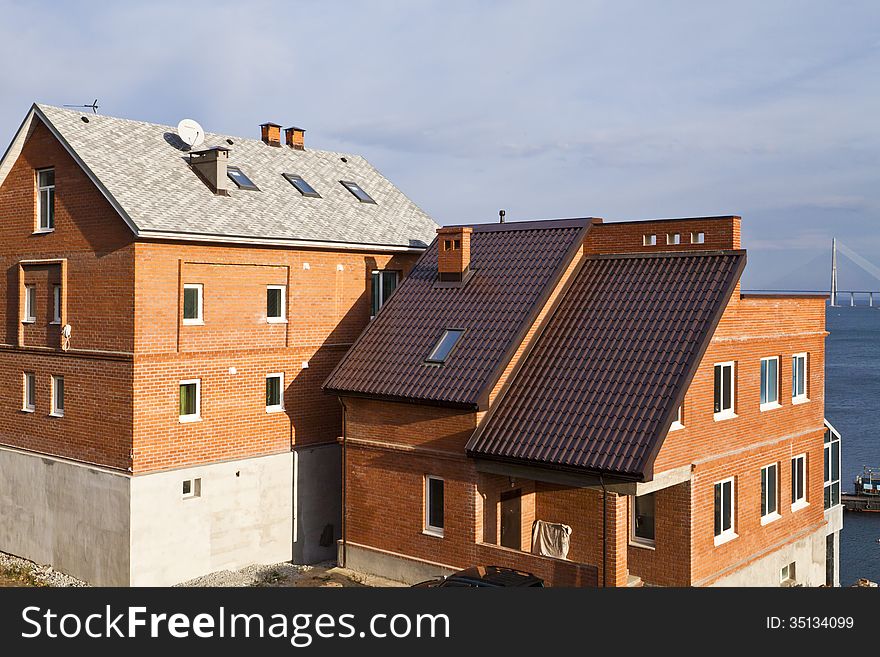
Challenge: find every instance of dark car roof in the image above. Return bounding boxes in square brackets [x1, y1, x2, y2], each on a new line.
[467, 250, 746, 480]
[324, 218, 594, 408]
[449, 566, 543, 586]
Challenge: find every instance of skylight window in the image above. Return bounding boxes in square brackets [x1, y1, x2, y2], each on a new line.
[426, 329, 465, 364]
[340, 180, 376, 204]
[227, 166, 259, 191]
[283, 173, 321, 198]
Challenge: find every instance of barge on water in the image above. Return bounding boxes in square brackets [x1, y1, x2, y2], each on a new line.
[842, 467, 880, 512]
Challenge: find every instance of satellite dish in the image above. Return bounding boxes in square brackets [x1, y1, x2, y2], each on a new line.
[177, 119, 205, 148]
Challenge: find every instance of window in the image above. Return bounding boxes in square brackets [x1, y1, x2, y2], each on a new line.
[23, 285, 36, 323]
[631, 493, 656, 547]
[51, 375, 64, 417]
[426, 329, 465, 364]
[824, 423, 841, 510]
[266, 285, 286, 323]
[691, 231, 705, 244]
[183, 284, 203, 325]
[179, 379, 201, 422]
[760, 356, 780, 409]
[713, 478, 736, 545]
[713, 362, 735, 419]
[283, 173, 321, 198]
[780, 562, 796, 586]
[792, 353, 808, 402]
[670, 405, 684, 431]
[761, 463, 779, 522]
[443, 239, 461, 251]
[424, 476, 444, 536]
[23, 372, 35, 412]
[226, 166, 260, 190]
[266, 373, 284, 412]
[37, 168, 55, 231]
[182, 478, 201, 499]
[371, 270, 400, 317]
[340, 180, 376, 204]
[52, 285, 61, 324]
[667, 232, 681, 245]
[643, 234, 657, 246]
[791, 454, 807, 509]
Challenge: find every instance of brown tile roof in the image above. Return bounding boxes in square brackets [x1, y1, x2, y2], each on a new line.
[323, 218, 594, 407]
[467, 250, 746, 480]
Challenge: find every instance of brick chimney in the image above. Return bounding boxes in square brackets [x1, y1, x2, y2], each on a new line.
[436, 226, 473, 282]
[285, 126, 305, 150]
[260, 122, 282, 147]
[188, 146, 230, 196]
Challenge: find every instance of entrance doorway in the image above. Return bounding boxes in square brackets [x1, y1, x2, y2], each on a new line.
[500, 489, 522, 550]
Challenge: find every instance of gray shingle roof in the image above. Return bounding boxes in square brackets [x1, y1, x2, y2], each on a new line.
[2, 104, 438, 250]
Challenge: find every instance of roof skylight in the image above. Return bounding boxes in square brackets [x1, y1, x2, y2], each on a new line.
[227, 166, 259, 191]
[283, 173, 321, 198]
[340, 180, 376, 204]
[426, 329, 465, 364]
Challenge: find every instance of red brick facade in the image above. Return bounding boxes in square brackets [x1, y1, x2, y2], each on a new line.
[339, 216, 830, 587]
[0, 117, 421, 475]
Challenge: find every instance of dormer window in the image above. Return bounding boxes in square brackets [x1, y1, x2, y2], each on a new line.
[340, 180, 376, 204]
[227, 166, 259, 191]
[426, 329, 465, 364]
[283, 173, 321, 198]
[444, 239, 461, 251]
[37, 168, 55, 232]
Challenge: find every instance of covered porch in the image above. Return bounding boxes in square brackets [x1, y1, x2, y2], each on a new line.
[474, 460, 693, 587]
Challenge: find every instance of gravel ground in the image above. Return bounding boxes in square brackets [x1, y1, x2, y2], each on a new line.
[0, 551, 87, 587]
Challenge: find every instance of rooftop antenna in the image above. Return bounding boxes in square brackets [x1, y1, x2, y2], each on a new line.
[63, 99, 99, 114]
[499, 209, 506, 224]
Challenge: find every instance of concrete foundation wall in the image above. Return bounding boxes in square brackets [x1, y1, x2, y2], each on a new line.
[293, 443, 341, 564]
[341, 540, 456, 585]
[0, 445, 130, 586]
[711, 524, 829, 587]
[130, 451, 293, 586]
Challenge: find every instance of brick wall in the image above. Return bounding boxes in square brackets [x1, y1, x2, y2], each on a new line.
[626, 482, 692, 586]
[583, 216, 740, 255]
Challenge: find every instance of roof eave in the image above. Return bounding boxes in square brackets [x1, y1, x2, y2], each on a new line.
[136, 230, 428, 253]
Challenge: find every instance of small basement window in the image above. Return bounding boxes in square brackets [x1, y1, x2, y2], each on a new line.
[643, 234, 657, 246]
[283, 173, 321, 198]
[340, 180, 376, 204]
[182, 478, 201, 499]
[227, 166, 260, 190]
[426, 329, 465, 364]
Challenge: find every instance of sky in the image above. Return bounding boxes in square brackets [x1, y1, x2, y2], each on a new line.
[1, 0, 878, 289]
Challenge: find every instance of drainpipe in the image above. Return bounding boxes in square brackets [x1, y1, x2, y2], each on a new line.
[340, 398, 348, 569]
[600, 474, 607, 588]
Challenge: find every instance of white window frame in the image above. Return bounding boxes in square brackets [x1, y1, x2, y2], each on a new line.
[667, 232, 681, 245]
[36, 168, 55, 233]
[181, 477, 202, 499]
[691, 231, 705, 244]
[179, 379, 202, 423]
[760, 463, 780, 524]
[266, 285, 287, 323]
[824, 422, 841, 510]
[51, 285, 61, 324]
[780, 562, 797, 586]
[630, 493, 656, 549]
[22, 372, 36, 412]
[50, 375, 64, 418]
[713, 477, 737, 546]
[760, 356, 781, 411]
[713, 361, 736, 421]
[23, 284, 36, 323]
[669, 404, 684, 431]
[265, 372, 285, 413]
[370, 269, 400, 319]
[643, 234, 657, 246]
[182, 284, 204, 325]
[791, 453, 808, 511]
[424, 475, 445, 537]
[792, 353, 808, 404]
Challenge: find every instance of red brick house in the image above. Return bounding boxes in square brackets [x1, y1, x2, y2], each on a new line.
[0, 104, 437, 585]
[325, 216, 843, 587]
